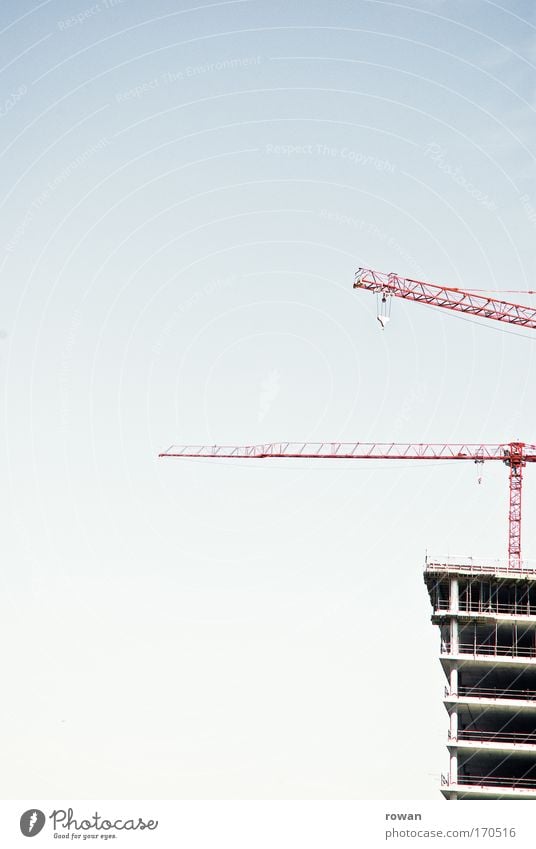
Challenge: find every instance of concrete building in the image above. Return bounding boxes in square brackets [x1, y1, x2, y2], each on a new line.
[424, 556, 536, 799]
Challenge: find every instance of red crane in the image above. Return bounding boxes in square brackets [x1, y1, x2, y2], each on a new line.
[159, 441, 536, 570]
[353, 267, 536, 329]
[161, 268, 536, 568]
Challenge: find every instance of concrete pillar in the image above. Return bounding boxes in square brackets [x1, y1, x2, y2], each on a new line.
[450, 576, 459, 613]
[450, 750, 458, 786]
[449, 624, 459, 787]
[450, 666, 458, 696]
[450, 576, 459, 655]
[450, 616, 459, 653]
[450, 709, 458, 740]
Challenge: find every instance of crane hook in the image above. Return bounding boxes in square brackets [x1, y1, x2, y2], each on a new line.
[376, 292, 392, 329]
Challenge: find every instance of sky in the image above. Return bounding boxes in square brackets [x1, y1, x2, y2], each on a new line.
[1, 0, 536, 800]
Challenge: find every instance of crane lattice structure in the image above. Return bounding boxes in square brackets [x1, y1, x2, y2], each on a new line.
[354, 267, 536, 329]
[159, 441, 536, 570]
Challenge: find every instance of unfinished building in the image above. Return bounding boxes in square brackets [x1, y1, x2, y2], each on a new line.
[425, 556, 536, 799]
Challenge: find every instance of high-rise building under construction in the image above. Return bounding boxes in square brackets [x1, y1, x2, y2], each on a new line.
[425, 556, 536, 799]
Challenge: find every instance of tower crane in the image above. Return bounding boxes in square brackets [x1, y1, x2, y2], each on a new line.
[159, 441, 536, 570]
[160, 268, 536, 569]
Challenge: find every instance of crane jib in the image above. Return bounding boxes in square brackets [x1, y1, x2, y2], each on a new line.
[354, 267, 536, 329]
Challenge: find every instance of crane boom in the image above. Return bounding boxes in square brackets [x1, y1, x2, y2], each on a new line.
[354, 267, 536, 329]
[159, 441, 536, 461]
[159, 441, 536, 568]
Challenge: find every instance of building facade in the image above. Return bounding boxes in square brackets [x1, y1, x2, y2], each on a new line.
[424, 556, 536, 799]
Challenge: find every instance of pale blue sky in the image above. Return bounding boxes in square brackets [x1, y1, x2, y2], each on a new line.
[1, 0, 536, 799]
